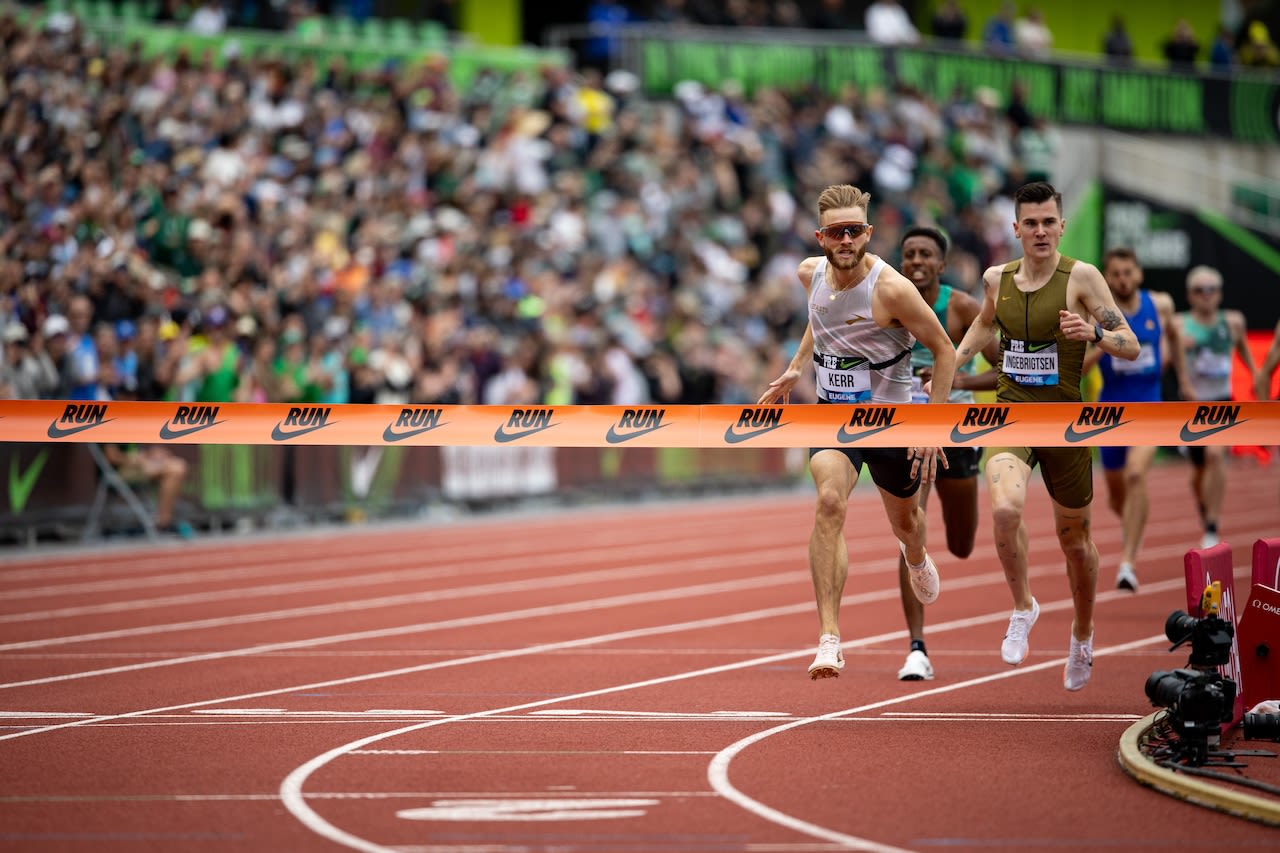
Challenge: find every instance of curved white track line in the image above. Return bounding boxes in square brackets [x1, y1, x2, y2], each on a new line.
[276, 594, 1173, 852]
[706, 634, 1165, 852]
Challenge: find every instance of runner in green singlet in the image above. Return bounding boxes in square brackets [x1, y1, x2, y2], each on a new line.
[894, 227, 999, 681]
[1176, 265, 1258, 548]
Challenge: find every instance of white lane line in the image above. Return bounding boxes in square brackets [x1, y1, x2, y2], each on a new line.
[705, 634, 1167, 853]
[190, 709, 446, 717]
[0, 527, 795, 618]
[0, 531, 1199, 691]
[0, 504, 815, 587]
[2, 498, 1253, 649]
[350, 749, 717, 756]
[0, 546, 802, 651]
[272, 585, 1185, 853]
[881, 712, 1140, 719]
[0, 790, 721, 803]
[0, 596, 840, 742]
[0, 571, 811, 691]
[530, 710, 791, 719]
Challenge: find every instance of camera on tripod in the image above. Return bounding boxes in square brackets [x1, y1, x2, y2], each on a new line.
[1163, 609, 1234, 668]
[1142, 582, 1238, 763]
[1145, 667, 1236, 742]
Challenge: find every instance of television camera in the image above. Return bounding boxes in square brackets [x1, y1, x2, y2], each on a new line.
[1143, 582, 1237, 765]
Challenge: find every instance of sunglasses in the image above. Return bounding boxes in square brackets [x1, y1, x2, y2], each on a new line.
[820, 221, 870, 241]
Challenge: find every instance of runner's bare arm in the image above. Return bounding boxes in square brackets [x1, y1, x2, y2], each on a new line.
[1255, 319, 1280, 400]
[951, 289, 999, 391]
[1154, 291, 1195, 400]
[1068, 262, 1138, 359]
[758, 257, 821, 404]
[954, 266, 1000, 372]
[1227, 309, 1260, 379]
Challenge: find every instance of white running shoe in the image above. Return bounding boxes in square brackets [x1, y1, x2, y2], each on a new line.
[1200, 531, 1220, 549]
[1064, 633, 1094, 691]
[905, 549, 940, 605]
[1000, 598, 1040, 665]
[897, 649, 935, 681]
[1115, 563, 1138, 592]
[808, 633, 845, 679]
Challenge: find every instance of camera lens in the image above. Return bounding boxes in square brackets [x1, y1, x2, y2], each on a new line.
[1242, 712, 1280, 741]
[1145, 669, 1187, 707]
[1165, 610, 1198, 643]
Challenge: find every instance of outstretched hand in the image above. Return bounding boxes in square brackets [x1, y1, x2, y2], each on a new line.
[758, 369, 801, 404]
[907, 445, 948, 485]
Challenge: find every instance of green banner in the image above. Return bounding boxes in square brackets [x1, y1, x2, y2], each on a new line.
[639, 38, 1279, 144]
[69, 18, 565, 90]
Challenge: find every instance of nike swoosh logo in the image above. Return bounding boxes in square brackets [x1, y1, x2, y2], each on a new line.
[270, 422, 334, 441]
[382, 421, 448, 442]
[493, 423, 558, 443]
[9, 449, 48, 513]
[159, 420, 225, 440]
[47, 419, 115, 439]
[723, 422, 788, 444]
[837, 420, 900, 444]
[605, 423, 670, 444]
[1178, 419, 1248, 443]
[1063, 420, 1133, 443]
[949, 421, 1016, 444]
[844, 316, 868, 325]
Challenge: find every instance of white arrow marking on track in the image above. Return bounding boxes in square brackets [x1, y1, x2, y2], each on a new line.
[397, 798, 659, 822]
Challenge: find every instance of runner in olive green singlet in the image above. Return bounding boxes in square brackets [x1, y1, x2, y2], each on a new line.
[952, 180, 1139, 693]
[989, 255, 1093, 509]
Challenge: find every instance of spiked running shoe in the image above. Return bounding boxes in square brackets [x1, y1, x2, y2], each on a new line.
[1000, 597, 1040, 665]
[808, 633, 845, 679]
[1064, 633, 1094, 691]
[1115, 563, 1138, 592]
[897, 649, 935, 681]
[902, 546, 940, 605]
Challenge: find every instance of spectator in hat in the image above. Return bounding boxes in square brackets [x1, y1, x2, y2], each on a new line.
[34, 314, 73, 399]
[1, 323, 43, 399]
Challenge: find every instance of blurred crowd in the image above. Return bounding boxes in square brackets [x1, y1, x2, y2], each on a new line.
[2, 8, 1055, 408]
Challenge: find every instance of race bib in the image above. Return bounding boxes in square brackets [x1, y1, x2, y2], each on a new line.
[1111, 342, 1158, 376]
[1193, 347, 1232, 379]
[816, 354, 873, 403]
[1003, 339, 1059, 387]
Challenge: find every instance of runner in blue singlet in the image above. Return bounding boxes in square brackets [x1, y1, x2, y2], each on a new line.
[1085, 248, 1191, 592]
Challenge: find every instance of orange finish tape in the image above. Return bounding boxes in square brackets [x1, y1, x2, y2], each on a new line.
[0, 400, 1276, 448]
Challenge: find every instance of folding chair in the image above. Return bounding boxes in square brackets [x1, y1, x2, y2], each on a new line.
[83, 443, 159, 541]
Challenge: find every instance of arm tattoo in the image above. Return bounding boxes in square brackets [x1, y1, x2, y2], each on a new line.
[1099, 309, 1123, 331]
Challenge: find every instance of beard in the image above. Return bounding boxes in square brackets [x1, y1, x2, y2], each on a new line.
[824, 244, 864, 272]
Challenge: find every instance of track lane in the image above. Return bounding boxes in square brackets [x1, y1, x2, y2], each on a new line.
[0, 461, 1276, 852]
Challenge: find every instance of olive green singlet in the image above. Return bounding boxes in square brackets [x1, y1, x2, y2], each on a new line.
[995, 255, 1086, 403]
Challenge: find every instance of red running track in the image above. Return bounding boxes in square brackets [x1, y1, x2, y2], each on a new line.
[1, 458, 1278, 852]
